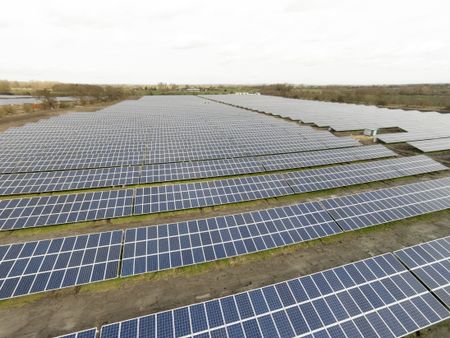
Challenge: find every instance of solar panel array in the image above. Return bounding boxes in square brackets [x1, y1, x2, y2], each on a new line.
[0, 96, 361, 175]
[0, 156, 445, 231]
[408, 137, 450, 153]
[100, 253, 450, 338]
[57, 328, 97, 338]
[395, 236, 450, 307]
[134, 174, 293, 215]
[0, 231, 122, 300]
[0, 189, 134, 230]
[0, 166, 140, 196]
[284, 155, 445, 194]
[123, 177, 450, 277]
[321, 177, 450, 231]
[133, 155, 446, 216]
[2, 95, 449, 337]
[2, 178, 450, 303]
[258, 144, 395, 172]
[122, 201, 340, 276]
[0, 144, 395, 196]
[206, 94, 450, 143]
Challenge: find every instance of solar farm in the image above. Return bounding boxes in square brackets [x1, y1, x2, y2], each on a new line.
[0, 95, 449, 338]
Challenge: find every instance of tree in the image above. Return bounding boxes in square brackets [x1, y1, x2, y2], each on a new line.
[104, 86, 124, 101]
[0, 80, 11, 94]
[36, 89, 57, 109]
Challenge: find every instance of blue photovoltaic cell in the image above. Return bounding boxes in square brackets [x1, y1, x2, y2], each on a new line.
[0, 145, 395, 196]
[0, 95, 363, 175]
[140, 157, 265, 184]
[135, 156, 446, 216]
[1, 178, 449, 301]
[121, 201, 341, 276]
[0, 145, 395, 195]
[284, 155, 447, 194]
[134, 174, 294, 215]
[321, 177, 450, 231]
[100, 253, 450, 338]
[0, 231, 122, 300]
[0, 166, 140, 196]
[0, 157, 445, 231]
[0, 189, 134, 230]
[395, 236, 450, 307]
[57, 328, 97, 338]
[140, 144, 396, 184]
[259, 144, 396, 171]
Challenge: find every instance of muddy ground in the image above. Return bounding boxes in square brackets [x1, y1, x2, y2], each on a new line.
[0, 110, 449, 337]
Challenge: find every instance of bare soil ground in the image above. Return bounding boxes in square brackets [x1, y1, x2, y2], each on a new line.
[0, 101, 118, 132]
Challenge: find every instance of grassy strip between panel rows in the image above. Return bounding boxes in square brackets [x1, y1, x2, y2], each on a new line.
[0, 209, 449, 309]
[0, 172, 445, 241]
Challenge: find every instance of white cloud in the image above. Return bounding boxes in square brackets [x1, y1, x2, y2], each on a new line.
[0, 0, 449, 84]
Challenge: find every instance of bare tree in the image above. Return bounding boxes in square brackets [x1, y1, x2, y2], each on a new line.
[36, 89, 57, 109]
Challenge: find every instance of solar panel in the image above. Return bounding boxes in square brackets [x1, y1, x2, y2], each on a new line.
[100, 253, 450, 338]
[321, 177, 450, 231]
[0, 189, 134, 230]
[140, 158, 264, 184]
[121, 202, 340, 276]
[134, 174, 294, 215]
[260, 144, 396, 171]
[0, 230, 122, 300]
[408, 137, 450, 153]
[206, 94, 450, 144]
[0, 166, 140, 196]
[0, 96, 366, 174]
[0, 145, 395, 196]
[285, 155, 446, 194]
[395, 236, 450, 307]
[56, 328, 97, 338]
[0, 157, 445, 231]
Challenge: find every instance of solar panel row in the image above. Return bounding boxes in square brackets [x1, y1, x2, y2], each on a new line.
[206, 94, 450, 144]
[57, 328, 97, 338]
[134, 174, 292, 215]
[0, 189, 134, 230]
[0, 96, 364, 174]
[259, 144, 395, 171]
[321, 177, 450, 231]
[122, 177, 450, 277]
[0, 144, 395, 196]
[0, 166, 140, 196]
[2, 178, 449, 301]
[134, 155, 446, 216]
[408, 137, 450, 153]
[122, 202, 340, 277]
[99, 253, 450, 338]
[0, 156, 446, 231]
[0, 231, 122, 300]
[395, 236, 450, 308]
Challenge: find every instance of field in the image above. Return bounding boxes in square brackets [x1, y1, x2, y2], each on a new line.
[0, 94, 449, 338]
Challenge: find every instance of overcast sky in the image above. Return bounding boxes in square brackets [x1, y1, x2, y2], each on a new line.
[1, 0, 449, 84]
